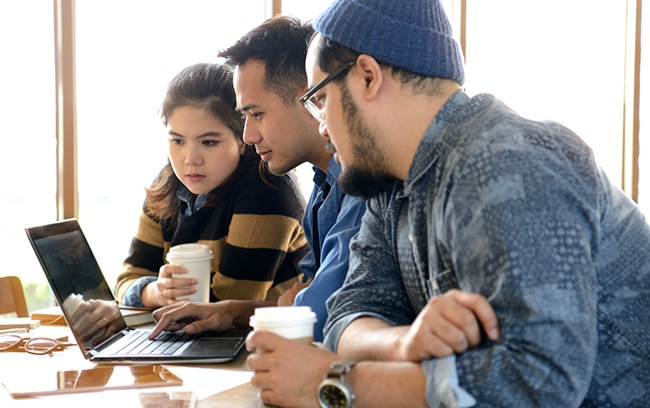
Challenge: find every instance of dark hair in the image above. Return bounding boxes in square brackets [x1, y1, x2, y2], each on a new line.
[311, 33, 359, 79]
[145, 63, 258, 222]
[160, 63, 242, 134]
[218, 15, 314, 105]
[312, 34, 445, 96]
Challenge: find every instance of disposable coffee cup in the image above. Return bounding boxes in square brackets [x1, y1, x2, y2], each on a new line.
[249, 306, 317, 347]
[166, 243, 213, 303]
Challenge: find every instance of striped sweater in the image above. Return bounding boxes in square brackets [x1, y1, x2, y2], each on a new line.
[115, 161, 309, 304]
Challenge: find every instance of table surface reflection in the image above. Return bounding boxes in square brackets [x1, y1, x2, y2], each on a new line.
[0, 324, 268, 407]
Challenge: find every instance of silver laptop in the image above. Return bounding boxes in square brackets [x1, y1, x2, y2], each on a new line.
[25, 218, 247, 364]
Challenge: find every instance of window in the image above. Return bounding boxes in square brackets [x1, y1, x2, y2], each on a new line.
[639, 3, 650, 217]
[75, 0, 268, 292]
[280, 0, 333, 21]
[0, 2, 57, 310]
[465, 0, 627, 189]
[3, 1, 647, 313]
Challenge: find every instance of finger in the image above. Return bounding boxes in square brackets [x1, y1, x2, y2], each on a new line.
[148, 319, 169, 339]
[424, 335, 455, 357]
[246, 330, 281, 353]
[245, 330, 258, 352]
[152, 303, 182, 323]
[162, 278, 198, 300]
[257, 388, 281, 408]
[454, 291, 500, 340]
[149, 305, 186, 338]
[183, 317, 218, 335]
[174, 285, 198, 298]
[162, 287, 193, 302]
[417, 299, 473, 354]
[152, 303, 176, 321]
[246, 351, 277, 377]
[159, 264, 188, 279]
[297, 277, 314, 290]
[166, 265, 189, 276]
[444, 304, 484, 348]
[172, 277, 199, 290]
[158, 264, 171, 278]
[423, 310, 472, 354]
[250, 370, 277, 394]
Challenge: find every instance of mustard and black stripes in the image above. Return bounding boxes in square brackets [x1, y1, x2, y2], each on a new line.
[115, 160, 308, 304]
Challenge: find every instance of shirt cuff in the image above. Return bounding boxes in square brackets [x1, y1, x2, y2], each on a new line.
[122, 276, 158, 307]
[323, 312, 374, 351]
[422, 356, 476, 408]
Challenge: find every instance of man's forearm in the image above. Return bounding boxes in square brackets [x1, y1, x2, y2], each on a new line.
[347, 360, 428, 408]
[337, 317, 407, 361]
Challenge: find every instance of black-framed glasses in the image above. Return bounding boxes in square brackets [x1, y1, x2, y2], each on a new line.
[0, 334, 75, 356]
[300, 60, 356, 125]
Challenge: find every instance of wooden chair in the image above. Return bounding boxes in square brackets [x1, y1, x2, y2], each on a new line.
[0, 276, 29, 317]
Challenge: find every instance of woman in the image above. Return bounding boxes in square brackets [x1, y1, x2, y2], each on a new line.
[115, 63, 308, 308]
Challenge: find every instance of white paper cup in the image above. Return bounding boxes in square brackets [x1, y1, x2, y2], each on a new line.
[166, 243, 213, 303]
[249, 306, 317, 346]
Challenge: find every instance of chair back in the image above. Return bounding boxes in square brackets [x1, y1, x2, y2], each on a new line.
[0, 276, 29, 317]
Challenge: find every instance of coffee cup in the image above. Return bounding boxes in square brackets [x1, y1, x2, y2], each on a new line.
[165, 243, 213, 303]
[249, 306, 317, 346]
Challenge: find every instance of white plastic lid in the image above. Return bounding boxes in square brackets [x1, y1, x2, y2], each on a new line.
[166, 243, 213, 262]
[249, 306, 317, 328]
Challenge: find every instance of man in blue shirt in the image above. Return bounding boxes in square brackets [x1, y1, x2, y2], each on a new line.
[147, 15, 366, 343]
[148, 11, 495, 352]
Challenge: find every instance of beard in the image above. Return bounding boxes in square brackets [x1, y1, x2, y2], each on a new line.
[339, 166, 397, 199]
[325, 139, 336, 154]
[336, 84, 397, 199]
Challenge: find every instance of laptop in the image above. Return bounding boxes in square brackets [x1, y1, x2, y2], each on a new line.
[25, 218, 248, 364]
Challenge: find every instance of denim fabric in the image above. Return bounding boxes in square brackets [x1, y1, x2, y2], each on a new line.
[177, 187, 206, 216]
[297, 157, 366, 342]
[123, 276, 157, 307]
[324, 90, 650, 406]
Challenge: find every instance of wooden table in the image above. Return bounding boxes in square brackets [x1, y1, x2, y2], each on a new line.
[0, 325, 268, 407]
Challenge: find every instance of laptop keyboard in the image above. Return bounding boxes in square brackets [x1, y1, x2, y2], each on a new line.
[115, 330, 192, 356]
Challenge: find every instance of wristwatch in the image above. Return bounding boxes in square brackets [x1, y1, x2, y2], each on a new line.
[317, 362, 356, 408]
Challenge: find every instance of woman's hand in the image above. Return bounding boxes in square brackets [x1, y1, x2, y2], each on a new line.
[141, 264, 198, 307]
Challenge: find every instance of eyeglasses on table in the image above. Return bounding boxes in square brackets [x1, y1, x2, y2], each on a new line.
[0, 333, 76, 356]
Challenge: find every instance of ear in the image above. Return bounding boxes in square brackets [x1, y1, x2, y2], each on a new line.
[297, 83, 309, 97]
[354, 54, 383, 101]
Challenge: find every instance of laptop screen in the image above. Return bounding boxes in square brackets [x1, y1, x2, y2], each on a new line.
[26, 219, 128, 352]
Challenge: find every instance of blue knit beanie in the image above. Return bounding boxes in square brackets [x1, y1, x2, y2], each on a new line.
[314, 0, 465, 84]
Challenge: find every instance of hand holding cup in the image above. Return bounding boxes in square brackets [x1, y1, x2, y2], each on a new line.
[165, 243, 213, 303]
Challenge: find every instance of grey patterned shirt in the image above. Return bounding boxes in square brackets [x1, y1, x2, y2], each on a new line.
[324, 90, 650, 407]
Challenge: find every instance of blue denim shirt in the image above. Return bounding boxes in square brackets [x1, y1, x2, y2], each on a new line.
[324, 90, 650, 406]
[296, 157, 366, 342]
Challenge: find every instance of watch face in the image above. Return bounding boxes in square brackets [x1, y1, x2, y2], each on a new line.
[319, 383, 351, 408]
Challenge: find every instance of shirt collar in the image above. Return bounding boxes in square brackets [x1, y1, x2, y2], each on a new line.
[404, 89, 469, 192]
[177, 186, 207, 216]
[312, 156, 340, 194]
